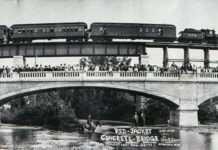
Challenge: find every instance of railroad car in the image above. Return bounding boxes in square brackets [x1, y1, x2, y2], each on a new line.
[90, 22, 177, 42]
[178, 28, 204, 43]
[201, 29, 218, 44]
[0, 25, 9, 44]
[10, 22, 88, 43]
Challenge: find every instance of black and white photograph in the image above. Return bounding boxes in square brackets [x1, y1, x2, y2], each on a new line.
[0, 0, 218, 149]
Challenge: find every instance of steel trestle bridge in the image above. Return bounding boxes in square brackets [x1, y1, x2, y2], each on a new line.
[1, 41, 218, 68]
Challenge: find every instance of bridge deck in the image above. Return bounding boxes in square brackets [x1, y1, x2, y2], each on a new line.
[145, 42, 218, 49]
[0, 71, 218, 82]
[0, 42, 145, 58]
[1, 41, 218, 58]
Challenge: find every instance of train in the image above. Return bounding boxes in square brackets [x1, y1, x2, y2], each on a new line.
[90, 23, 176, 42]
[0, 25, 8, 44]
[10, 22, 88, 43]
[178, 28, 218, 44]
[0, 22, 218, 44]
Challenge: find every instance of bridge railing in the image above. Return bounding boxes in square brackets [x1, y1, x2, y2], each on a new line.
[19, 72, 46, 78]
[199, 73, 218, 78]
[1, 71, 218, 82]
[0, 73, 14, 79]
[0, 71, 149, 81]
[52, 72, 80, 78]
[153, 72, 179, 78]
[120, 72, 147, 77]
[86, 72, 114, 77]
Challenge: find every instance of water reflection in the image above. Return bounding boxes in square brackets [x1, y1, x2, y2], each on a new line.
[180, 129, 216, 150]
[0, 124, 218, 150]
[201, 132, 212, 150]
[0, 134, 6, 145]
[12, 129, 35, 149]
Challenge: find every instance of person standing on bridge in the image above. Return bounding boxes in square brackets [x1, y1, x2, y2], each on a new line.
[171, 62, 176, 68]
[181, 63, 187, 74]
[192, 64, 197, 75]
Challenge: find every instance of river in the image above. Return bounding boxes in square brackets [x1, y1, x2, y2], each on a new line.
[0, 123, 218, 150]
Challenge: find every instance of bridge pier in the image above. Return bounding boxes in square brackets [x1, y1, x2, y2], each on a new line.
[169, 109, 199, 127]
[184, 47, 190, 67]
[169, 109, 179, 126]
[13, 56, 25, 67]
[170, 98, 199, 127]
[139, 55, 149, 65]
[204, 48, 210, 68]
[178, 109, 198, 126]
[163, 47, 168, 68]
[178, 99, 199, 126]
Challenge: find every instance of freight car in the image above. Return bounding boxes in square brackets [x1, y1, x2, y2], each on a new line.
[90, 22, 177, 42]
[10, 22, 88, 43]
[0, 25, 9, 44]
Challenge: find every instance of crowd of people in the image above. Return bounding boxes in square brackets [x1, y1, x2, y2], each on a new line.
[1, 62, 218, 77]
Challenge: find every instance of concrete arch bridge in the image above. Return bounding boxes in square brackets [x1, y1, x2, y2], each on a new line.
[0, 71, 218, 127]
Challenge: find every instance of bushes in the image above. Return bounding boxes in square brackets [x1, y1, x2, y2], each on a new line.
[198, 99, 218, 123]
[1, 92, 77, 130]
[0, 88, 175, 129]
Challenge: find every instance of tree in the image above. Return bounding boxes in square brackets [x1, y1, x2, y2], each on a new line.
[80, 56, 132, 69]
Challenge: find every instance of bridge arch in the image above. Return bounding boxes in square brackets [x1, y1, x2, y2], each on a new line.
[198, 93, 218, 106]
[0, 82, 179, 107]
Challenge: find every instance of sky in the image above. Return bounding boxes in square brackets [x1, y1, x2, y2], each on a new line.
[0, 0, 218, 67]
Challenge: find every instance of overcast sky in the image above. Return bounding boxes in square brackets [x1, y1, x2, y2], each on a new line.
[0, 0, 218, 67]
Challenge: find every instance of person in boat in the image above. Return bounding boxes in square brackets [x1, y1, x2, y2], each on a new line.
[83, 120, 101, 133]
[79, 114, 102, 133]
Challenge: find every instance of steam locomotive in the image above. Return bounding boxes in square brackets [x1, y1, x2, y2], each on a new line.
[178, 28, 218, 44]
[0, 22, 218, 44]
[0, 25, 8, 44]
